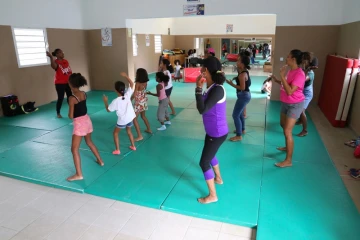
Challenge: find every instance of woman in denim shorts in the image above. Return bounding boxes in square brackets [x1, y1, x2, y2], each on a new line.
[271, 49, 306, 168]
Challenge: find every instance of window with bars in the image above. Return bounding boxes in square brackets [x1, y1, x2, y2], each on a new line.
[12, 27, 50, 68]
[154, 35, 162, 53]
[132, 34, 138, 56]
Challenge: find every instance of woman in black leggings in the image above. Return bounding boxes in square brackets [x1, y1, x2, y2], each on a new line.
[46, 49, 72, 118]
[195, 56, 228, 204]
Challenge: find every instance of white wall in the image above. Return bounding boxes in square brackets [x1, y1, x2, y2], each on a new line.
[0, 0, 353, 30]
[342, 0, 360, 24]
[0, 0, 83, 29]
[83, 0, 343, 29]
[173, 15, 276, 35]
[126, 18, 175, 35]
[128, 15, 276, 35]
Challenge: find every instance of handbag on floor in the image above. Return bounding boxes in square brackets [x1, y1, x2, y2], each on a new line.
[0, 95, 20, 117]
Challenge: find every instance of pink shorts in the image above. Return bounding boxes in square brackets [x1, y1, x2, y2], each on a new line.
[73, 114, 93, 136]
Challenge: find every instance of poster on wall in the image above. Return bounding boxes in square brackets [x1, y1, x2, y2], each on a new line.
[226, 24, 233, 33]
[145, 34, 150, 46]
[101, 28, 112, 46]
[183, 4, 205, 16]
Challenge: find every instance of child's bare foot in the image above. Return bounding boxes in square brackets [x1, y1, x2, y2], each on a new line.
[276, 147, 287, 151]
[145, 130, 152, 134]
[171, 112, 176, 115]
[230, 136, 242, 142]
[57, 114, 62, 118]
[67, 174, 83, 182]
[275, 160, 292, 168]
[135, 136, 143, 142]
[215, 177, 223, 185]
[96, 159, 104, 166]
[198, 195, 218, 204]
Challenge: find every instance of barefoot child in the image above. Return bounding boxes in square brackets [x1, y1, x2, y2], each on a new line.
[132, 68, 152, 141]
[103, 72, 136, 154]
[67, 73, 104, 182]
[147, 72, 171, 131]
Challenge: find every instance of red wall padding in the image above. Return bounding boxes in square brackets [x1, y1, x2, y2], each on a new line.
[184, 68, 202, 83]
[226, 54, 238, 62]
[318, 55, 354, 127]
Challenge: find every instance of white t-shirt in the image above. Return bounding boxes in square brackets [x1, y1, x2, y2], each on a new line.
[108, 87, 136, 125]
[164, 70, 173, 90]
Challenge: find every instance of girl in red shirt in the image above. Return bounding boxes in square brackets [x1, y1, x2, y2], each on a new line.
[46, 49, 72, 118]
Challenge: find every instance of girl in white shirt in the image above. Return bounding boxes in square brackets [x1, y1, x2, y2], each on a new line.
[160, 59, 176, 115]
[103, 72, 136, 155]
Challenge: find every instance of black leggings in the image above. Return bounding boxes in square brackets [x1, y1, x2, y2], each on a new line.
[55, 84, 72, 114]
[199, 134, 227, 177]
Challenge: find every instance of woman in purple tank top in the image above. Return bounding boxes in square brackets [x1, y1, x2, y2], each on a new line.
[195, 56, 229, 204]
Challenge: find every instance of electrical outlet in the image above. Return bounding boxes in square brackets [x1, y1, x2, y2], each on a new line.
[280, 57, 284, 61]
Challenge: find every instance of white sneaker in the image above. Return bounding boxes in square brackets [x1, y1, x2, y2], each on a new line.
[157, 125, 166, 131]
[164, 121, 171, 125]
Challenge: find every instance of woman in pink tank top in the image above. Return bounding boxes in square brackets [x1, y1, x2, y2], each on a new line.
[147, 72, 171, 131]
[271, 49, 306, 168]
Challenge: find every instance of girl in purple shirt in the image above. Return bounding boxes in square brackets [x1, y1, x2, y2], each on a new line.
[195, 56, 229, 204]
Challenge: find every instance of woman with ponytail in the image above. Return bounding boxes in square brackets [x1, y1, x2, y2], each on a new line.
[46, 49, 72, 118]
[226, 52, 252, 141]
[271, 49, 306, 168]
[195, 56, 228, 204]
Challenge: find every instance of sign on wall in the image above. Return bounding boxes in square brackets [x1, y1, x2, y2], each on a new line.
[101, 28, 112, 46]
[183, 4, 205, 16]
[145, 34, 150, 46]
[226, 24, 233, 33]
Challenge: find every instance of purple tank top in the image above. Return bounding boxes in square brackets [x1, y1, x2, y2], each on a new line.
[202, 84, 228, 137]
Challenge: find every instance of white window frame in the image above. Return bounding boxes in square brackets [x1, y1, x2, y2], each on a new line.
[195, 38, 200, 49]
[132, 34, 138, 56]
[11, 27, 50, 68]
[154, 35, 162, 54]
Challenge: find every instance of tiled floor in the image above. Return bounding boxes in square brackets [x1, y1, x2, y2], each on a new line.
[0, 176, 256, 240]
[1, 68, 359, 240]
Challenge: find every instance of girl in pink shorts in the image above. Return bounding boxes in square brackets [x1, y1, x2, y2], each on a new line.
[67, 73, 104, 182]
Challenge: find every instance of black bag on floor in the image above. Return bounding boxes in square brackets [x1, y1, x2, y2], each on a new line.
[0, 95, 20, 117]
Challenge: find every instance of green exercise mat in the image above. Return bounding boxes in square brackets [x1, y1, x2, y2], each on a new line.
[0, 141, 123, 193]
[161, 142, 265, 227]
[85, 135, 204, 208]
